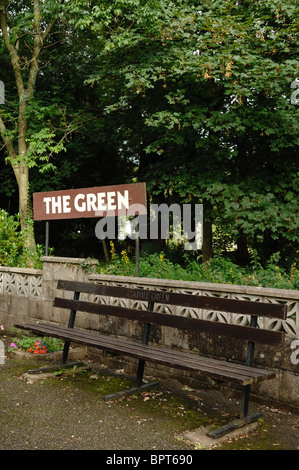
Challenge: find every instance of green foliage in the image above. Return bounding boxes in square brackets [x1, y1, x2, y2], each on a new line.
[0, 0, 298, 268]
[0, 209, 47, 268]
[75, 0, 299, 264]
[98, 246, 299, 290]
[0, 209, 23, 266]
[8, 334, 64, 354]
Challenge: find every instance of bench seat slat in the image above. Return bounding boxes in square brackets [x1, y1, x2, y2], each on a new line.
[14, 322, 276, 386]
[57, 279, 287, 319]
[53, 297, 285, 346]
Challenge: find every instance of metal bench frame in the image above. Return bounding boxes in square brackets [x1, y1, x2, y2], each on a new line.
[15, 279, 287, 439]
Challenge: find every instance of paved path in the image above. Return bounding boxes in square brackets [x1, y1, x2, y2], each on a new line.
[0, 356, 298, 452]
[0, 359, 193, 451]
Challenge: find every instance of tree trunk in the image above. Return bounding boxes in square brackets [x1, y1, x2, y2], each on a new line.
[0, 0, 63, 259]
[14, 164, 34, 230]
[11, 97, 36, 254]
[236, 229, 249, 266]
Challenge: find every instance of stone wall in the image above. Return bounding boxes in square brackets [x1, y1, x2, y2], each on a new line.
[0, 256, 298, 407]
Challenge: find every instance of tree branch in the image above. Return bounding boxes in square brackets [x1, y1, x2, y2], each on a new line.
[41, 0, 65, 44]
[0, 116, 15, 156]
[0, 115, 20, 183]
[27, 0, 64, 99]
[26, 0, 43, 100]
[0, 0, 24, 97]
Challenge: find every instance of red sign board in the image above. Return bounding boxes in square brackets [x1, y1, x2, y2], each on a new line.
[33, 183, 147, 221]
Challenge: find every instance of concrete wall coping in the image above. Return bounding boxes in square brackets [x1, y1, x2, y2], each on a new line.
[0, 265, 43, 276]
[40, 256, 98, 265]
[89, 273, 299, 300]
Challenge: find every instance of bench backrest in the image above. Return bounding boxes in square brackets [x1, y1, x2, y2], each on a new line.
[54, 280, 287, 346]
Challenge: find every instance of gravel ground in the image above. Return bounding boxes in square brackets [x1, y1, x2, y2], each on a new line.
[0, 360, 189, 451]
[0, 336, 298, 453]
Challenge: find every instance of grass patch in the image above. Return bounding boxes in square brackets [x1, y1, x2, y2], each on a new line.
[216, 420, 289, 450]
[49, 367, 229, 432]
[52, 367, 133, 396]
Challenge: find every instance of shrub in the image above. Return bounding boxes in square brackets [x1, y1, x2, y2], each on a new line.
[0, 210, 23, 267]
[0, 209, 46, 268]
[8, 334, 64, 354]
[97, 244, 299, 290]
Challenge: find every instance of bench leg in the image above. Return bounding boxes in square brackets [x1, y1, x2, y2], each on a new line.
[134, 319, 152, 388]
[28, 337, 85, 374]
[102, 356, 158, 401]
[62, 340, 71, 365]
[102, 381, 158, 401]
[136, 359, 146, 388]
[103, 308, 158, 401]
[241, 384, 251, 419]
[206, 384, 263, 439]
[27, 361, 86, 374]
[206, 411, 263, 439]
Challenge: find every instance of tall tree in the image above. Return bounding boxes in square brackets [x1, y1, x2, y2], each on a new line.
[0, 0, 65, 250]
[73, 0, 299, 264]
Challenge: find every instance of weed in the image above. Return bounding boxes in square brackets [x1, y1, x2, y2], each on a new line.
[97, 249, 299, 290]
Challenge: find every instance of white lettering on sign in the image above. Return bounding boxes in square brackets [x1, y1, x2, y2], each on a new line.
[107, 191, 116, 210]
[43, 190, 130, 216]
[97, 192, 107, 211]
[52, 196, 62, 214]
[74, 194, 86, 212]
[43, 197, 52, 214]
[63, 195, 71, 213]
[117, 191, 129, 211]
[43, 195, 71, 214]
[34, 183, 146, 220]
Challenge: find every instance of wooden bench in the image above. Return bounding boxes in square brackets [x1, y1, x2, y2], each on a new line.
[15, 279, 287, 438]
